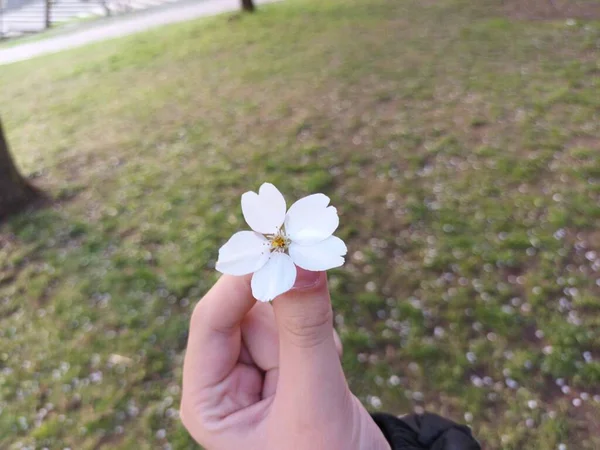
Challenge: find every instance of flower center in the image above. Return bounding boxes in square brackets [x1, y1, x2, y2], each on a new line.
[270, 234, 289, 252]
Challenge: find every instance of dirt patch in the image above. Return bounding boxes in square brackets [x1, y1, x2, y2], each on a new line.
[503, 0, 600, 20]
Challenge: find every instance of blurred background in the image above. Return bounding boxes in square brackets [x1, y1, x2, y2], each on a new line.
[1, 0, 599, 448]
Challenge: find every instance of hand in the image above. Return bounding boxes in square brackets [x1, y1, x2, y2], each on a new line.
[180, 268, 391, 450]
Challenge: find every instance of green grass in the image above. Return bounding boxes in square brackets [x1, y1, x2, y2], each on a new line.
[1, 0, 600, 448]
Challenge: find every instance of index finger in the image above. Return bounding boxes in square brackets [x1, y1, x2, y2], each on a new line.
[182, 274, 256, 390]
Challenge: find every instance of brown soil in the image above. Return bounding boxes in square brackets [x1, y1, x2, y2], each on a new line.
[503, 0, 600, 20]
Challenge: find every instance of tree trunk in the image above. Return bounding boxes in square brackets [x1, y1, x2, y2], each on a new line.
[241, 0, 255, 12]
[45, 0, 51, 29]
[0, 118, 39, 220]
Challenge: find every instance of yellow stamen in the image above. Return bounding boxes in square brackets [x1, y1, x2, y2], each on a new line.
[271, 235, 287, 250]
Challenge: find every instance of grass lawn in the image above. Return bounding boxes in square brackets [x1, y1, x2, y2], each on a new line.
[1, 0, 600, 448]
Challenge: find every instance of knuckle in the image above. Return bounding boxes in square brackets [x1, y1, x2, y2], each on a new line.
[179, 400, 194, 431]
[190, 298, 236, 336]
[179, 405, 209, 447]
[282, 307, 333, 348]
[190, 299, 208, 328]
[179, 405, 189, 428]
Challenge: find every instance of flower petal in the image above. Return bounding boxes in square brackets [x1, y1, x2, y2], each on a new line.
[285, 194, 339, 245]
[289, 236, 347, 271]
[241, 183, 287, 235]
[216, 231, 271, 276]
[251, 252, 297, 302]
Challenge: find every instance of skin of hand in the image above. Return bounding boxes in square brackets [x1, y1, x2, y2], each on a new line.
[180, 268, 391, 450]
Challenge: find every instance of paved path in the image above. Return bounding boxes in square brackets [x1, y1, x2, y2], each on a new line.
[0, 0, 278, 65]
[2, 0, 181, 35]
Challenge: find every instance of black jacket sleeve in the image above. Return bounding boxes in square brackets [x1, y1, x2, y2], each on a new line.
[371, 412, 481, 450]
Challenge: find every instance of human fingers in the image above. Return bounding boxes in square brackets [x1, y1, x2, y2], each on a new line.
[182, 274, 256, 392]
[271, 269, 350, 421]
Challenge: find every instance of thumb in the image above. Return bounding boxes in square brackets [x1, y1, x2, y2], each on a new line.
[272, 268, 350, 415]
[274, 268, 334, 350]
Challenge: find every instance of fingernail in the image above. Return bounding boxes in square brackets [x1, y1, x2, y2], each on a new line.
[293, 268, 322, 289]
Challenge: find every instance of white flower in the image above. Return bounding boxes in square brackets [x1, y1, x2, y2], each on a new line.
[216, 183, 347, 302]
